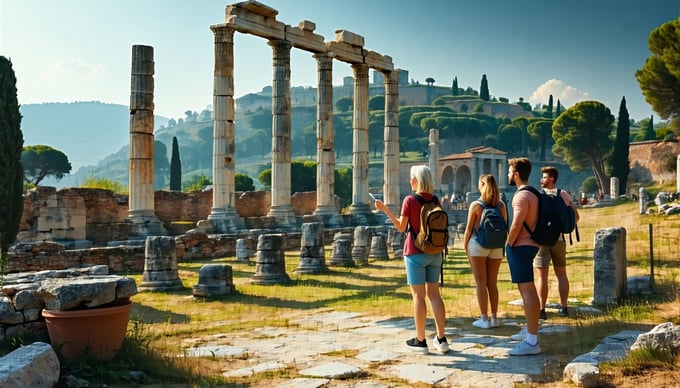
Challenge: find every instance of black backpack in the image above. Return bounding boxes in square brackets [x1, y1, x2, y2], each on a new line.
[519, 186, 562, 246]
[409, 194, 449, 255]
[474, 200, 507, 249]
[554, 189, 580, 245]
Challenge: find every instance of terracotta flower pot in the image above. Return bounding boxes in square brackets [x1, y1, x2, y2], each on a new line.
[42, 299, 132, 361]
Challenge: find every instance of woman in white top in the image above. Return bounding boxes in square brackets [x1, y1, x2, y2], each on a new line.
[463, 174, 507, 329]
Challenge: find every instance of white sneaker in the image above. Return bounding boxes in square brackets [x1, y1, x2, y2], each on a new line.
[432, 334, 449, 354]
[508, 339, 542, 356]
[510, 327, 527, 341]
[472, 318, 491, 329]
[490, 317, 499, 328]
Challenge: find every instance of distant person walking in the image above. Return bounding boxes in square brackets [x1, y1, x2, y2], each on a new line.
[463, 174, 507, 329]
[535, 166, 580, 319]
[505, 157, 542, 356]
[374, 165, 449, 354]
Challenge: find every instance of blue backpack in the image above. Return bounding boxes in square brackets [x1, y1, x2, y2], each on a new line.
[474, 200, 507, 249]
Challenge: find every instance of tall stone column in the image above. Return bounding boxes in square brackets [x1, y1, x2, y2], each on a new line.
[471, 157, 480, 193]
[203, 25, 242, 233]
[383, 69, 400, 216]
[497, 158, 507, 190]
[349, 63, 371, 216]
[127, 45, 163, 236]
[610, 177, 619, 199]
[267, 39, 295, 224]
[428, 128, 440, 194]
[313, 53, 338, 217]
[677, 154, 680, 193]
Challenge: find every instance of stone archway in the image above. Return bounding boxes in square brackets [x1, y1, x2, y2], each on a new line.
[455, 166, 471, 195]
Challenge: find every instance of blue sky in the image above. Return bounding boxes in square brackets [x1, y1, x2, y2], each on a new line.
[1, 0, 678, 122]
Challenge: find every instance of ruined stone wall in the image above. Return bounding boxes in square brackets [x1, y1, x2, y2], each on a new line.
[18, 188, 320, 244]
[628, 140, 680, 185]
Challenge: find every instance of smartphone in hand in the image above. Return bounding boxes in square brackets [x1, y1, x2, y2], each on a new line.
[368, 192, 377, 202]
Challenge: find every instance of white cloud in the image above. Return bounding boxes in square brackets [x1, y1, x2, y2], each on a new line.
[34, 56, 113, 103]
[528, 79, 590, 110]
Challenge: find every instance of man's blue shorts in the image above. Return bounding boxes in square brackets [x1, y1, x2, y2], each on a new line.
[506, 244, 539, 284]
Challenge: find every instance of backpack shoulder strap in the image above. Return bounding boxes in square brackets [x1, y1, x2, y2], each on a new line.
[519, 186, 541, 235]
[475, 199, 487, 209]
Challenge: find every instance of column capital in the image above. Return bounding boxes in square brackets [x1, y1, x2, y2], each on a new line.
[210, 24, 235, 42]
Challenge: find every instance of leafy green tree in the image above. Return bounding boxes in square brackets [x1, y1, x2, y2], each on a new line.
[334, 167, 352, 209]
[184, 173, 211, 192]
[368, 95, 385, 111]
[497, 124, 523, 154]
[257, 169, 271, 189]
[480, 74, 489, 101]
[609, 97, 630, 194]
[336, 97, 353, 112]
[169, 136, 182, 191]
[552, 101, 615, 194]
[581, 176, 599, 194]
[235, 173, 254, 191]
[21, 144, 71, 186]
[635, 17, 680, 130]
[511, 117, 530, 155]
[451, 77, 459, 96]
[527, 119, 553, 161]
[0, 55, 24, 267]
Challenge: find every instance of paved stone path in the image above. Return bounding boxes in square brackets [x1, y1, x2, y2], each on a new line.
[180, 308, 615, 387]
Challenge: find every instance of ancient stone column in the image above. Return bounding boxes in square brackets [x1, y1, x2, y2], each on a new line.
[251, 234, 291, 285]
[428, 128, 440, 194]
[127, 45, 163, 236]
[329, 232, 354, 266]
[313, 53, 338, 218]
[593, 227, 627, 304]
[139, 236, 182, 291]
[349, 63, 371, 216]
[388, 227, 404, 259]
[497, 158, 507, 190]
[383, 69, 401, 217]
[192, 264, 234, 297]
[203, 25, 243, 233]
[471, 157, 480, 193]
[610, 177, 619, 199]
[351, 225, 371, 266]
[295, 222, 328, 274]
[639, 187, 647, 214]
[368, 233, 389, 260]
[266, 39, 296, 225]
[235, 238, 250, 262]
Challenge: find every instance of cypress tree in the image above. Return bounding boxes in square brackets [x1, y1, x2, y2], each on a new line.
[611, 97, 630, 195]
[644, 115, 656, 140]
[0, 56, 24, 268]
[480, 74, 489, 101]
[547, 95, 554, 117]
[555, 99, 563, 117]
[169, 136, 182, 191]
[451, 77, 459, 96]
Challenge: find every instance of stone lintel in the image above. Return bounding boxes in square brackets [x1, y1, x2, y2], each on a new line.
[285, 25, 326, 53]
[226, 1, 278, 20]
[326, 42, 393, 71]
[225, 15, 286, 40]
[297, 20, 316, 31]
[365, 51, 394, 72]
[334, 29, 364, 47]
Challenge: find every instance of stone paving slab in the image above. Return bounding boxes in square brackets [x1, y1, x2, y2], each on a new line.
[179, 309, 611, 387]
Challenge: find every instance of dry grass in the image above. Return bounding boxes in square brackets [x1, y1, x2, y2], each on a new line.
[107, 199, 680, 386]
